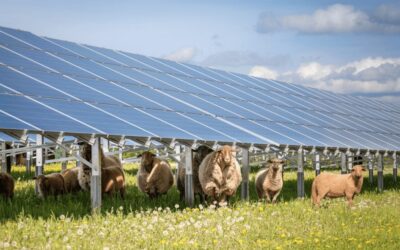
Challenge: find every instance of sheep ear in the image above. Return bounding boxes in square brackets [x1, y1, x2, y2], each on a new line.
[362, 167, 366, 171]
[137, 153, 142, 158]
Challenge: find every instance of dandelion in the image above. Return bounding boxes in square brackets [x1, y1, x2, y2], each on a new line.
[63, 236, 69, 242]
[77, 229, 84, 236]
[11, 241, 17, 247]
[199, 204, 204, 210]
[59, 214, 65, 220]
[66, 245, 72, 250]
[175, 204, 180, 209]
[163, 230, 169, 236]
[3, 242, 10, 248]
[119, 206, 123, 211]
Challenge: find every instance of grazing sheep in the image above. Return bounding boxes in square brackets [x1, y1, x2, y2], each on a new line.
[137, 151, 174, 198]
[0, 172, 15, 199]
[177, 145, 214, 202]
[33, 173, 65, 199]
[255, 159, 284, 203]
[61, 167, 81, 193]
[198, 145, 242, 204]
[77, 141, 123, 190]
[312, 165, 365, 207]
[102, 166, 125, 198]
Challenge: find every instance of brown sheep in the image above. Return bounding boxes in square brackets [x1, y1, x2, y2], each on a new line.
[177, 145, 214, 202]
[33, 173, 65, 199]
[102, 166, 125, 198]
[61, 167, 81, 193]
[198, 145, 242, 204]
[137, 151, 174, 198]
[312, 165, 365, 207]
[255, 159, 284, 203]
[77, 141, 123, 191]
[0, 172, 15, 199]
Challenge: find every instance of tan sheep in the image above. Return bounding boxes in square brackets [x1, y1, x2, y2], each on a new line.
[137, 151, 174, 198]
[33, 173, 65, 199]
[102, 166, 125, 198]
[0, 172, 15, 199]
[311, 165, 365, 207]
[177, 145, 214, 202]
[255, 159, 284, 203]
[198, 145, 242, 204]
[61, 167, 81, 193]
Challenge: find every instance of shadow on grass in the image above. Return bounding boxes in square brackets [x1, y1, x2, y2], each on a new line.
[1, 166, 399, 222]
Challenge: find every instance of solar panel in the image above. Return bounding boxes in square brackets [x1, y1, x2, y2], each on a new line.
[0, 26, 399, 151]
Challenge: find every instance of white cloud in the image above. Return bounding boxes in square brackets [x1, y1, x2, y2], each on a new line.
[257, 4, 400, 34]
[249, 66, 278, 80]
[163, 47, 196, 62]
[280, 57, 400, 96]
[297, 62, 333, 80]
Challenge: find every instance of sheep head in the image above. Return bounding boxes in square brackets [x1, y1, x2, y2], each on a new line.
[267, 158, 285, 171]
[193, 145, 213, 163]
[216, 145, 236, 167]
[138, 151, 156, 173]
[33, 175, 49, 198]
[351, 165, 365, 180]
[78, 142, 92, 169]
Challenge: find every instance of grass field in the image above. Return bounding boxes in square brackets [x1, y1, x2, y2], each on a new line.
[1, 162, 399, 249]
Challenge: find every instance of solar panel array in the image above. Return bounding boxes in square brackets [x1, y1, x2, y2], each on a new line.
[0, 26, 399, 151]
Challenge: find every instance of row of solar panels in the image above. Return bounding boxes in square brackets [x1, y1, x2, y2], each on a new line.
[0, 26, 399, 151]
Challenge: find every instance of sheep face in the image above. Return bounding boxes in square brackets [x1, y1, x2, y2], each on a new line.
[33, 175, 49, 198]
[138, 152, 156, 172]
[78, 142, 92, 168]
[217, 146, 235, 166]
[78, 168, 91, 191]
[267, 158, 285, 171]
[351, 165, 365, 180]
[193, 145, 213, 162]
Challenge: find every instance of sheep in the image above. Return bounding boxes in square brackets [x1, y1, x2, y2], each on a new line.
[198, 145, 242, 204]
[61, 167, 81, 193]
[311, 165, 365, 207]
[137, 151, 174, 198]
[102, 166, 125, 198]
[255, 159, 284, 203]
[0, 172, 14, 199]
[33, 173, 65, 199]
[77, 141, 123, 191]
[177, 145, 214, 202]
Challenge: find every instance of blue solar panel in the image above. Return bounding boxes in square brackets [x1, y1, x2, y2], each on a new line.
[0, 26, 399, 151]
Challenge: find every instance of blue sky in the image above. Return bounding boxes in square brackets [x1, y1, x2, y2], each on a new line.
[1, 0, 400, 103]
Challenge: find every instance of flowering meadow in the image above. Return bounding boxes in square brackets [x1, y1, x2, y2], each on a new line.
[1, 163, 399, 249]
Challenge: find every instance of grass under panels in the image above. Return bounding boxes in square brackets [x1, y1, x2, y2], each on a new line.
[0, 163, 399, 249]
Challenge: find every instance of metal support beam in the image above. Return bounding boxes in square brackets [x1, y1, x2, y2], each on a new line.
[76, 149, 80, 167]
[26, 148, 32, 175]
[368, 156, 373, 185]
[340, 152, 347, 174]
[377, 153, 384, 192]
[11, 144, 16, 166]
[297, 147, 304, 198]
[101, 138, 109, 153]
[91, 137, 102, 213]
[314, 153, 320, 176]
[61, 150, 67, 171]
[347, 152, 353, 171]
[35, 134, 44, 194]
[241, 148, 250, 200]
[184, 146, 194, 207]
[393, 153, 397, 183]
[1, 142, 6, 173]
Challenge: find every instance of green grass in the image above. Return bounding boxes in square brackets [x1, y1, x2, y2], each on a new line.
[0, 163, 399, 249]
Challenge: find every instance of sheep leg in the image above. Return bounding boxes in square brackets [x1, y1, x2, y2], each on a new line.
[271, 190, 281, 203]
[120, 187, 125, 199]
[265, 190, 272, 203]
[345, 192, 354, 207]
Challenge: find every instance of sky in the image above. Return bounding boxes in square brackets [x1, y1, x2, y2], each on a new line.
[1, 0, 400, 104]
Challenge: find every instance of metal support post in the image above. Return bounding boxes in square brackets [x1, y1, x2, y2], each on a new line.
[26, 143, 32, 174]
[377, 153, 384, 192]
[368, 156, 373, 185]
[1, 142, 6, 173]
[341, 152, 347, 174]
[61, 150, 67, 171]
[91, 137, 102, 213]
[241, 148, 250, 200]
[314, 153, 320, 176]
[35, 134, 44, 193]
[297, 147, 304, 198]
[347, 152, 353, 171]
[101, 138, 109, 153]
[184, 146, 194, 207]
